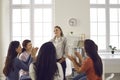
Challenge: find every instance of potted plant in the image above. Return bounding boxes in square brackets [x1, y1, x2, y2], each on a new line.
[109, 45, 117, 54]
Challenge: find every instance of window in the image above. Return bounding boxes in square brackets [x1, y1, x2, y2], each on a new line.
[90, 0, 120, 51]
[10, 0, 53, 47]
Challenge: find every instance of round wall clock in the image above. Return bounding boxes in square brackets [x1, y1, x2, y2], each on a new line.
[69, 18, 77, 26]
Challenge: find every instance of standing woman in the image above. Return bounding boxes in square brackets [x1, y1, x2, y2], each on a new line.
[19, 39, 38, 80]
[51, 26, 69, 80]
[3, 41, 29, 80]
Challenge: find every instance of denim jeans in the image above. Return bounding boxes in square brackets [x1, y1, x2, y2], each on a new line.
[73, 73, 87, 80]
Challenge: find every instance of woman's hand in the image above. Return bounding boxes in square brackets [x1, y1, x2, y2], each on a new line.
[74, 52, 82, 58]
[67, 54, 76, 62]
[31, 47, 38, 58]
[59, 57, 65, 63]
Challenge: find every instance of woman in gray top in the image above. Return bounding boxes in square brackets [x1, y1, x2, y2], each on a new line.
[51, 26, 69, 80]
[3, 41, 33, 80]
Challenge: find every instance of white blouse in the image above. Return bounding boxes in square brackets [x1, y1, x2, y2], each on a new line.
[51, 37, 68, 59]
[29, 62, 64, 80]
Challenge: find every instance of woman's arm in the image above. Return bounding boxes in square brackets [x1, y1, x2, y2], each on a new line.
[29, 63, 36, 80]
[15, 58, 29, 71]
[67, 54, 82, 73]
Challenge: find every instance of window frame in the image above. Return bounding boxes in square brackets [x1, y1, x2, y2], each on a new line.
[9, 0, 54, 47]
[90, 0, 120, 52]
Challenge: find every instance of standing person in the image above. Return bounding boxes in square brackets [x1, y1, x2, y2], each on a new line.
[50, 26, 69, 80]
[29, 42, 63, 80]
[3, 41, 30, 80]
[19, 39, 38, 80]
[67, 39, 103, 80]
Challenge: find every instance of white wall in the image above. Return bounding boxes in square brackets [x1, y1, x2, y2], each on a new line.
[55, 0, 90, 38]
[0, 0, 10, 75]
[0, 0, 2, 75]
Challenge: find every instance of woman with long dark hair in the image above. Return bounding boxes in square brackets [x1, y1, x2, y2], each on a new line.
[3, 41, 29, 80]
[29, 42, 63, 80]
[67, 39, 103, 80]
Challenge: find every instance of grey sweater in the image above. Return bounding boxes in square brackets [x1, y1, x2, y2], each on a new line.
[6, 56, 32, 80]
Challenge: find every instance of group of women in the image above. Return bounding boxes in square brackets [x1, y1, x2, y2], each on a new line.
[3, 26, 103, 80]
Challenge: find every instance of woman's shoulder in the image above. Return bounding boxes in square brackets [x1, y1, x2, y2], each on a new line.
[84, 57, 93, 63]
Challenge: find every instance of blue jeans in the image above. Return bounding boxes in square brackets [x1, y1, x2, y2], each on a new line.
[73, 73, 87, 80]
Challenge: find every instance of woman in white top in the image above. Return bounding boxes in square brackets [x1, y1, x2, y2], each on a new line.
[29, 42, 63, 80]
[51, 26, 68, 80]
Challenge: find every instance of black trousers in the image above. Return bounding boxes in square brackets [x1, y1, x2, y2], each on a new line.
[57, 59, 66, 80]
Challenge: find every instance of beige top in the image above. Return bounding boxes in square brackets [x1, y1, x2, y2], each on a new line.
[51, 37, 68, 59]
[29, 62, 64, 80]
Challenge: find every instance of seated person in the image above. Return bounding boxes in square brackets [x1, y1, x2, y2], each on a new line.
[3, 41, 32, 80]
[29, 42, 63, 80]
[19, 39, 38, 80]
[67, 39, 103, 80]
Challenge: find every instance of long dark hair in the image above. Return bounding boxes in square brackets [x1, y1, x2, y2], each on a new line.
[84, 39, 103, 77]
[3, 41, 20, 76]
[22, 39, 31, 52]
[55, 26, 64, 37]
[34, 42, 58, 80]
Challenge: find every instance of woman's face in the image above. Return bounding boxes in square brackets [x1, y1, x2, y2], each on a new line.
[25, 42, 32, 51]
[54, 27, 61, 37]
[16, 44, 22, 54]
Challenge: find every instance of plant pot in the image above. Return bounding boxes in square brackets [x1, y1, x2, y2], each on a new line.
[111, 51, 114, 54]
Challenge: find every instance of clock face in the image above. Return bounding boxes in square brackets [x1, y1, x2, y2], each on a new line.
[69, 18, 77, 26]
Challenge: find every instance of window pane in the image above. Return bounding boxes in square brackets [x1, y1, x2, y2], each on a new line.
[90, 23, 97, 35]
[34, 9, 42, 22]
[98, 8, 105, 22]
[34, 0, 43, 4]
[110, 8, 118, 22]
[119, 36, 120, 48]
[34, 0, 52, 4]
[34, 37, 42, 47]
[44, 0, 52, 4]
[43, 37, 51, 42]
[98, 36, 106, 49]
[12, 0, 30, 4]
[22, 9, 30, 22]
[43, 23, 52, 36]
[110, 23, 118, 35]
[97, 0, 105, 4]
[90, 8, 97, 22]
[119, 9, 120, 21]
[98, 23, 106, 35]
[90, 36, 98, 44]
[12, 37, 21, 41]
[110, 0, 118, 4]
[12, 0, 21, 4]
[12, 9, 21, 22]
[43, 8, 52, 22]
[12, 23, 21, 36]
[22, 23, 30, 36]
[34, 23, 43, 36]
[110, 36, 118, 48]
[90, 0, 97, 4]
[21, 37, 30, 41]
[21, 0, 30, 4]
[119, 23, 120, 35]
